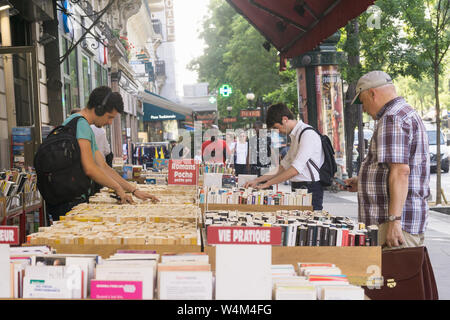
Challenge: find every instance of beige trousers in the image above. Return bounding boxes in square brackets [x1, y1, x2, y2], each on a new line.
[378, 222, 425, 251]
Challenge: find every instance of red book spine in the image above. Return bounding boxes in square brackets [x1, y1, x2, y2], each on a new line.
[342, 229, 349, 246]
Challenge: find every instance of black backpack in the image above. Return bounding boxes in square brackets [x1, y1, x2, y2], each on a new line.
[298, 126, 337, 187]
[34, 116, 92, 205]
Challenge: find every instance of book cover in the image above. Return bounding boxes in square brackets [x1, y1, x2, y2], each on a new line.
[158, 271, 212, 300]
[0, 245, 11, 298]
[341, 229, 349, 247]
[336, 229, 343, 247]
[315, 225, 323, 247]
[321, 225, 330, 246]
[306, 224, 317, 246]
[329, 228, 337, 246]
[321, 285, 364, 300]
[95, 264, 154, 300]
[90, 280, 143, 300]
[275, 285, 316, 300]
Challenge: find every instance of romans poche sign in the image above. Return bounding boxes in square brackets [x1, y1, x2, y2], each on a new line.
[0, 226, 19, 245]
[207, 226, 282, 245]
[168, 159, 199, 185]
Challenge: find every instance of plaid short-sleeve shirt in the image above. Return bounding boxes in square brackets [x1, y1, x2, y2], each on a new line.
[357, 97, 430, 234]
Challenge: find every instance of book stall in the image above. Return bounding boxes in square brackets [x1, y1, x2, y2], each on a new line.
[1, 170, 45, 245]
[0, 160, 382, 300]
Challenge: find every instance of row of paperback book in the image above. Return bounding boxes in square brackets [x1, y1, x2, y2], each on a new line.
[199, 186, 312, 206]
[199, 163, 234, 175]
[204, 210, 378, 246]
[1, 245, 364, 300]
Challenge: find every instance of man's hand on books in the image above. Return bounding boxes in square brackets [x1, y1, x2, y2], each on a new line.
[243, 179, 259, 188]
[133, 190, 160, 203]
[116, 189, 134, 204]
[255, 182, 271, 190]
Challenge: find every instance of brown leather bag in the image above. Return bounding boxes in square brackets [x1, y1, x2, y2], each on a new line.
[364, 246, 438, 300]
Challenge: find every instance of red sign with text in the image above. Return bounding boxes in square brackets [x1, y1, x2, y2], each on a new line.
[0, 226, 19, 245]
[168, 159, 199, 185]
[207, 226, 282, 245]
[240, 109, 261, 118]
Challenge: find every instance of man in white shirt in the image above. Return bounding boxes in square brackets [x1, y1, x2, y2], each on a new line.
[244, 103, 325, 210]
[90, 125, 113, 166]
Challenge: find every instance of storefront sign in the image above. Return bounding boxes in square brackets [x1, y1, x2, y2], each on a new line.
[194, 111, 217, 126]
[165, 0, 175, 42]
[168, 159, 199, 185]
[223, 117, 237, 123]
[207, 226, 282, 245]
[240, 109, 261, 118]
[0, 226, 19, 245]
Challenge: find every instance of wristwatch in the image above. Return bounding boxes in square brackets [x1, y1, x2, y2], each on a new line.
[388, 215, 401, 222]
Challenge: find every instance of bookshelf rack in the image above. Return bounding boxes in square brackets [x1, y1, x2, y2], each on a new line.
[1, 191, 44, 245]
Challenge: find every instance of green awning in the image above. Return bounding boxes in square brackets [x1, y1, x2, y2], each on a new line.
[143, 102, 186, 122]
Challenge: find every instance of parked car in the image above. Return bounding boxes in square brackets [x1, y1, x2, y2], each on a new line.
[427, 129, 449, 173]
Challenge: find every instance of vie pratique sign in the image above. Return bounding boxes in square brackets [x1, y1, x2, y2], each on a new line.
[207, 226, 282, 245]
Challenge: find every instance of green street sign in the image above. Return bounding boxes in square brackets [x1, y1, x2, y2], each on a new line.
[219, 84, 233, 97]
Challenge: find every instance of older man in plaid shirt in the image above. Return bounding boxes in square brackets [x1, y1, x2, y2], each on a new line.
[343, 71, 430, 250]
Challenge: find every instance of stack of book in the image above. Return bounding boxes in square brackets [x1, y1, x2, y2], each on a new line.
[27, 203, 200, 246]
[204, 210, 379, 247]
[10, 250, 99, 299]
[92, 252, 158, 299]
[273, 262, 365, 300]
[89, 185, 197, 204]
[157, 252, 212, 300]
[199, 186, 312, 206]
[62, 203, 200, 223]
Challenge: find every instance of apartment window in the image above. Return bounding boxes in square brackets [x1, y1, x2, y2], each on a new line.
[63, 82, 72, 117]
[102, 67, 108, 86]
[82, 54, 92, 105]
[94, 62, 102, 88]
[62, 37, 80, 112]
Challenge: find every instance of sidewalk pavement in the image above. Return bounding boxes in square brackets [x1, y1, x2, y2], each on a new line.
[322, 189, 450, 300]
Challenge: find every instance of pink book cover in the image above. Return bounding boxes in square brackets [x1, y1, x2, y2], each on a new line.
[90, 280, 143, 300]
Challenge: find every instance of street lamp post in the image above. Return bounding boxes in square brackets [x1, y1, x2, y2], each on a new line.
[226, 105, 233, 129]
[246, 91, 255, 128]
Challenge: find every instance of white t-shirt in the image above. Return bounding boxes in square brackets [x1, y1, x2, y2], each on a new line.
[235, 141, 248, 164]
[90, 125, 111, 157]
[280, 121, 324, 182]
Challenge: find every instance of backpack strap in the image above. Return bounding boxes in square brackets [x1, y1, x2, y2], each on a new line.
[65, 115, 88, 132]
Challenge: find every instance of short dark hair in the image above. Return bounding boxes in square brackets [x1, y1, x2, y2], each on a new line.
[265, 103, 294, 128]
[87, 86, 124, 115]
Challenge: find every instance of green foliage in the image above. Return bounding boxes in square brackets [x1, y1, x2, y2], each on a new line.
[188, 0, 298, 124]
